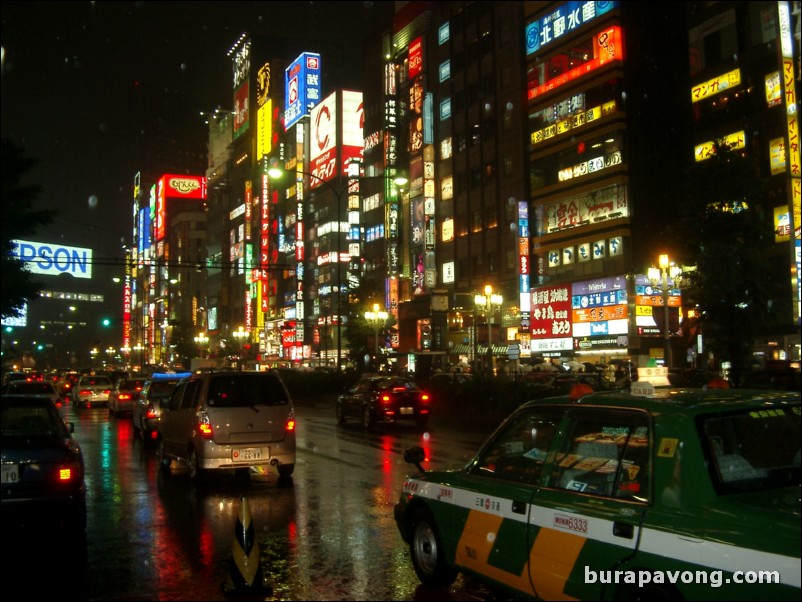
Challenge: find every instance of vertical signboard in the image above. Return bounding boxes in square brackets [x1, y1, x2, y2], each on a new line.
[572, 276, 629, 352]
[530, 284, 572, 353]
[777, 0, 801, 326]
[309, 91, 337, 188]
[341, 90, 364, 174]
[232, 37, 251, 139]
[284, 52, 322, 130]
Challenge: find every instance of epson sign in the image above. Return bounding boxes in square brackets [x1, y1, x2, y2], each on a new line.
[12, 240, 93, 279]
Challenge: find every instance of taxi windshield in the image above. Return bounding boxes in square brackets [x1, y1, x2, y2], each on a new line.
[700, 405, 801, 494]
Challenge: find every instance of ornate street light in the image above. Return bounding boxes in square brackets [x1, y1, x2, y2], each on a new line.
[474, 285, 503, 375]
[364, 303, 389, 358]
[232, 327, 248, 370]
[647, 254, 683, 369]
[194, 332, 209, 358]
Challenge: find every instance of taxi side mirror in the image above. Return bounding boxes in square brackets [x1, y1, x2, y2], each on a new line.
[404, 446, 427, 473]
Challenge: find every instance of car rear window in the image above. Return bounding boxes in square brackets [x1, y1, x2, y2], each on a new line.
[82, 377, 112, 386]
[149, 381, 180, 397]
[700, 405, 801, 494]
[206, 374, 289, 407]
[7, 382, 56, 395]
[1, 405, 64, 437]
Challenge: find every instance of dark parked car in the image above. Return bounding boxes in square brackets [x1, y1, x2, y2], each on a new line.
[1, 395, 86, 533]
[336, 375, 433, 429]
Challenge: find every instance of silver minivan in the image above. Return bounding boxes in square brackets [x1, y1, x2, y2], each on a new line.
[157, 371, 296, 480]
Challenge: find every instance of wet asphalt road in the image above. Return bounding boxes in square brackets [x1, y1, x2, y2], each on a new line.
[8, 396, 509, 601]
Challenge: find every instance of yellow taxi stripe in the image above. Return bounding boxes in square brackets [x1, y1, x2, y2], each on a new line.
[530, 527, 585, 601]
[455, 509, 536, 597]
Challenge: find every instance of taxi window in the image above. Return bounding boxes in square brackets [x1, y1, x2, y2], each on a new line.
[700, 405, 801, 494]
[549, 409, 650, 502]
[469, 408, 563, 484]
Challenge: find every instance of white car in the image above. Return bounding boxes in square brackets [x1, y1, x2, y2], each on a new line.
[72, 375, 113, 408]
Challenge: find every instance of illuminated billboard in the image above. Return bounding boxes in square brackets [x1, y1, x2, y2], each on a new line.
[12, 240, 93, 279]
[309, 90, 365, 187]
[341, 90, 364, 174]
[284, 52, 321, 130]
[309, 91, 337, 188]
[525, 1, 618, 56]
[155, 174, 207, 241]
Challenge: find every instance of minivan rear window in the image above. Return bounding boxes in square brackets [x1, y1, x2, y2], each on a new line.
[207, 374, 289, 407]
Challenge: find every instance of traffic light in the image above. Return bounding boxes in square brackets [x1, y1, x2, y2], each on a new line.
[101, 317, 112, 327]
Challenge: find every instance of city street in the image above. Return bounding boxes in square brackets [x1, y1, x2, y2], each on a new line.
[9, 395, 504, 601]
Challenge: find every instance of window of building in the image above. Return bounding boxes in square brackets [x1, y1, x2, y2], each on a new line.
[503, 153, 514, 177]
[440, 98, 452, 121]
[438, 22, 450, 45]
[472, 210, 482, 232]
[439, 59, 451, 83]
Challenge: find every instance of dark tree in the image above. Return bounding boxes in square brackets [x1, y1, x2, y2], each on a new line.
[674, 142, 774, 385]
[1, 139, 57, 319]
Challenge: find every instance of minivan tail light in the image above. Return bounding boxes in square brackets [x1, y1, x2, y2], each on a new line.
[286, 418, 296, 432]
[197, 411, 213, 438]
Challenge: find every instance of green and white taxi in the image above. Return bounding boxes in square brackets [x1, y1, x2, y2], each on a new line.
[394, 386, 801, 600]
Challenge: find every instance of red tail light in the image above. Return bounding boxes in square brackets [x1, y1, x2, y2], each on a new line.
[286, 418, 296, 431]
[78, 389, 92, 397]
[197, 411, 213, 438]
[118, 393, 131, 401]
[420, 393, 431, 403]
[380, 394, 392, 404]
[145, 406, 158, 420]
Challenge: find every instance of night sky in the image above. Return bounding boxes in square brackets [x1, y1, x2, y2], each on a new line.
[1, 1, 392, 282]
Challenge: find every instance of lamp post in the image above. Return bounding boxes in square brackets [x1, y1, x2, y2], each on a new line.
[268, 161, 407, 372]
[194, 332, 209, 358]
[647, 254, 683, 369]
[232, 326, 248, 370]
[474, 285, 503, 375]
[364, 303, 389, 359]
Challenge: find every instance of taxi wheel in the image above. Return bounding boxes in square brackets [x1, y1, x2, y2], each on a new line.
[410, 508, 458, 588]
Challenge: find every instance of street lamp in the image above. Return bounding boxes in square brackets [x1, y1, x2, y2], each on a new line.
[474, 285, 503, 375]
[647, 254, 683, 369]
[364, 303, 389, 358]
[268, 160, 407, 371]
[232, 327, 248, 370]
[194, 332, 209, 358]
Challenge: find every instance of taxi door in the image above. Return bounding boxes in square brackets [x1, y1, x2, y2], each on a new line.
[527, 407, 651, 600]
[453, 406, 565, 597]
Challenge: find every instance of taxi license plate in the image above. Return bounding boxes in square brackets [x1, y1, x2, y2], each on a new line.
[400, 407, 414, 415]
[2, 465, 19, 484]
[233, 448, 263, 462]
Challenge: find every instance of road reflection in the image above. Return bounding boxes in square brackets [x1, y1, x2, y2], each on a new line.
[12, 400, 500, 600]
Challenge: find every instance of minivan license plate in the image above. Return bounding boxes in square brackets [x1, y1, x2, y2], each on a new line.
[400, 407, 414, 415]
[233, 448, 262, 462]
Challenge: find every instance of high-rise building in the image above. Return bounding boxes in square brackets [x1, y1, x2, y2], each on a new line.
[685, 0, 801, 364]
